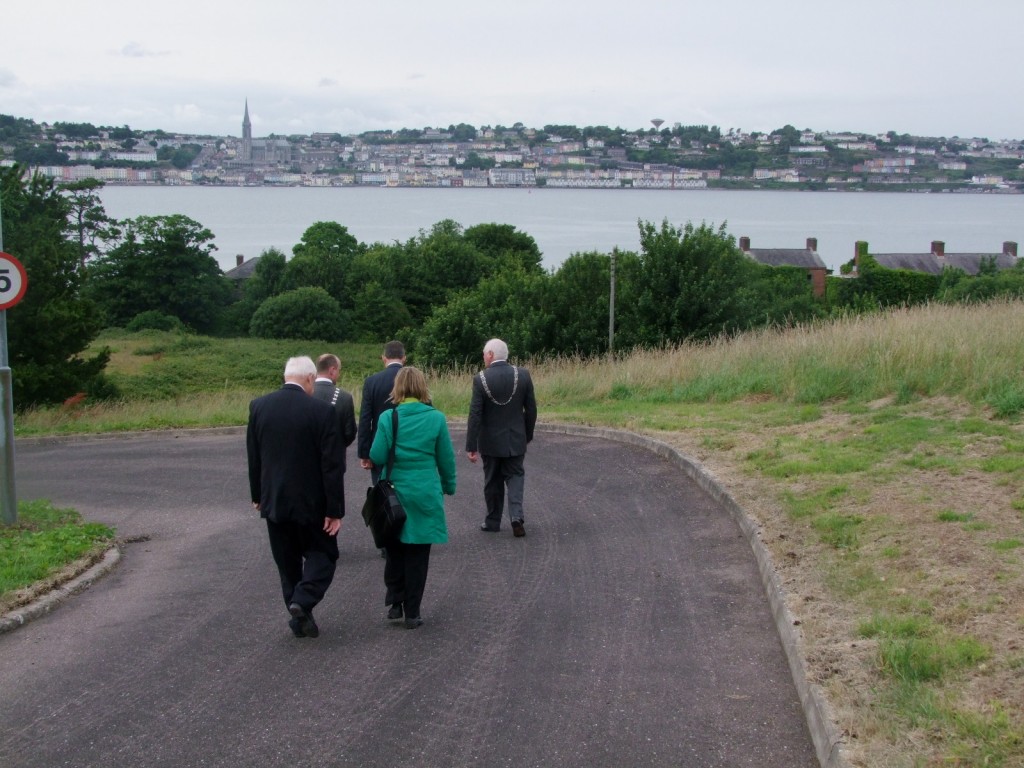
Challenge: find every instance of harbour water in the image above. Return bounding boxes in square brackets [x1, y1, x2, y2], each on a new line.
[97, 186, 1023, 273]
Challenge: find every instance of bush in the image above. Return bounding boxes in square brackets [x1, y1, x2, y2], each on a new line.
[126, 311, 185, 333]
[249, 287, 346, 341]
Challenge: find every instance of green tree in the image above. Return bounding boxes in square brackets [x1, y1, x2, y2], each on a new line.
[219, 247, 288, 337]
[412, 267, 552, 365]
[58, 178, 120, 270]
[283, 222, 361, 306]
[87, 214, 231, 332]
[463, 223, 544, 274]
[249, 287, 345, 341]
[1, 166, 109, 407]
[634, 219, 761, 343]
[547, 249, 643, 355]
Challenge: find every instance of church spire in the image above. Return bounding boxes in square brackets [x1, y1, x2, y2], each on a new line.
[241, 100, 252, 162]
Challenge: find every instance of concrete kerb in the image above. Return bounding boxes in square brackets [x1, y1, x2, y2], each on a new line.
[0, 546, 121, 636]
[537, 422, 850, 768]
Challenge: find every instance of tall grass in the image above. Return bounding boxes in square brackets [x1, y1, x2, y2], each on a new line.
[15, 299, 1024, 435]
[496, 299, 1024, 413]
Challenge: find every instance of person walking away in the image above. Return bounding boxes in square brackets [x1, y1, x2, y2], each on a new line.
[358, 340, 406, 557]
[369, 366, 456, 629]
[358, 340, 406, 483]
[465, 338, 537, 538]
[313, 353, 357, 470]
[247, 356, 345, 639]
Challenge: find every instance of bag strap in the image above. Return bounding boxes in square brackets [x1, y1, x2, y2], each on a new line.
[385, 408, 399, 480]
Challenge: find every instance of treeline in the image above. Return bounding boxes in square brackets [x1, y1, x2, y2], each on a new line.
[4, 165, 1024, 409]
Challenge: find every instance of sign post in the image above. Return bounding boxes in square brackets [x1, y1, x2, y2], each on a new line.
[0, 225, 28, 525]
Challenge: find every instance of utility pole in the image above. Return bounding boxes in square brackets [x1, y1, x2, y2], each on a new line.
[608, 247, 617, 356]
[0, 189, 17, 525]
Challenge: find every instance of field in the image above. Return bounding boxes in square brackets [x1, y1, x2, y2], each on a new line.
[12, 301, 1024, 767]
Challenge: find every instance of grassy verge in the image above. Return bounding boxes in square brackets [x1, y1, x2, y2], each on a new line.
[10, 301, 1024, 766]
[0, 500, 115, 614]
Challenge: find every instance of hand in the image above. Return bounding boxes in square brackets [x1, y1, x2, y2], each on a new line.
[359, 458, 372, 470]
[466, 451, 479, 463]
[252, 502, 260, 512]
[324, 517, 342, 536]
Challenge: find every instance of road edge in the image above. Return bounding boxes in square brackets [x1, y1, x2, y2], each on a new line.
[0, 546, 121, 636]
[538, 423, 850, 768]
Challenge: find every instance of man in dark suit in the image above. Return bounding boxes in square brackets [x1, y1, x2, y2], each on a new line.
[465, 338, 537, 538]
[247, 356, 345, 639]
[357, 340, 405, 485]
[313, 353, 357, 471]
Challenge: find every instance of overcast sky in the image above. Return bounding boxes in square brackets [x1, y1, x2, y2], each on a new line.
[3, 0, 1021, 140]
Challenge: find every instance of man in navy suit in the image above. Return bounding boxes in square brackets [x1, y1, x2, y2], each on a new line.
[247, 356, 345, 638]
[357, 340, 405, 485]
[465, 338, 537, 537]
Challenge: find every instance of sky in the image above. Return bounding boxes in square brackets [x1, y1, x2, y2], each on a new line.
[3, 0, 1022, 141]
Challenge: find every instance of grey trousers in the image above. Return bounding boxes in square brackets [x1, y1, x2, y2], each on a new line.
[481, 454, 525, 529]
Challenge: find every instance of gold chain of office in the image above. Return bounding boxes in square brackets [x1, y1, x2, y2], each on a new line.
[478, 367, 518, 406]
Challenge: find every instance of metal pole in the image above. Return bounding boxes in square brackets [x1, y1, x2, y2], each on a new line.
[0, 187, 16, 525]
[608, 247, 617, 356]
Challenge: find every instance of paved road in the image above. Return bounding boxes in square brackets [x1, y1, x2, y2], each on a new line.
[2, 428, 817, 768]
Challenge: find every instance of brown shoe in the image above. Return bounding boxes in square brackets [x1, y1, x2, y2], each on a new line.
[511, 520, 525, 538]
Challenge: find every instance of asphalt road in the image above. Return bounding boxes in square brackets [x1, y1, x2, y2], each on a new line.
[2, 427, 817, 768]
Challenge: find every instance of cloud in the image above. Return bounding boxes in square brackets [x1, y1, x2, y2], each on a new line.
[0, 68, 17, 88]
[318, 78, 338, 87]
[115, 42, 171, 58]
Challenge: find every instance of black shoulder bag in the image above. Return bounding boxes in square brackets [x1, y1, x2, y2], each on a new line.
[361, 409, 406, 548]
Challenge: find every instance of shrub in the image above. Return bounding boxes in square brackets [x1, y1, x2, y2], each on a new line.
[126, 311, 185, 333]
[249, 287, 346, 341]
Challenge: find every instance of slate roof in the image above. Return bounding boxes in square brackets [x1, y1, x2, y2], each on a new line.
[746, 248, 828, 270]
[871, 252, 1018, 276]
[223, 256, 262, 281]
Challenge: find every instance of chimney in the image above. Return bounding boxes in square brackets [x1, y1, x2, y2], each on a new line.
[739, 236, 750, 252]
[854, 241, 868, 272]
[236, 254, 244, 266]
[931, 240, 945, 256]
[806, 237, 817, 252]
[1004, 241, 1018, 258]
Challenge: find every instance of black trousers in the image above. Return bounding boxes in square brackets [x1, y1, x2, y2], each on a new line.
[266, 518, 339, 614]
[482, 454, 526, 529]
[383, 542, 432, 619]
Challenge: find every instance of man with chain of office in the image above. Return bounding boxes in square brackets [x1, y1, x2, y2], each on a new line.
[465, 338, 537, 538]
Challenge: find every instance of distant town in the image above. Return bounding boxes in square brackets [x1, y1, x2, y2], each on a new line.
[1, 105, 1022, 192]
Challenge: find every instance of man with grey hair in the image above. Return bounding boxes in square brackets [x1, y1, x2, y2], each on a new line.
[247, 356, 346, 638]
[465, 338, 537, 537]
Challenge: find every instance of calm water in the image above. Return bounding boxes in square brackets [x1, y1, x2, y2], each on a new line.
[97, 186, 1023, 273]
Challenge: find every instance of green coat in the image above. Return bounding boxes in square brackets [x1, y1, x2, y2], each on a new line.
[369, 400, 456, 544]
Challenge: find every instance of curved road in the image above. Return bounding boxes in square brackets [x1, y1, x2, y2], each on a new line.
[2, 428, 816, 768]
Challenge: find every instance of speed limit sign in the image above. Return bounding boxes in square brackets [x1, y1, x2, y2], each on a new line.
[0, 252, 27, 311]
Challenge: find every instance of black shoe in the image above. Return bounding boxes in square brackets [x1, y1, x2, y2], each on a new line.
[405, 616, 423, 629]
[512, 520, 525, 538]
[387, 603, 404, 620]
[288, 602, 320, 638]
[480, 523, 500, 532]
[288, 617, 305, 637]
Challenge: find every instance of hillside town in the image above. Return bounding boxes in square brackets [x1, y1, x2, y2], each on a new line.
[2, 103, 1022, 192]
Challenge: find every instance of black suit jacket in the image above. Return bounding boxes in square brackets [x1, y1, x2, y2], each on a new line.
[312, 379, 356, 471]
[357, 363, 402, 460]
[465, 360, 537, 457]
[247, 383, 346, 526]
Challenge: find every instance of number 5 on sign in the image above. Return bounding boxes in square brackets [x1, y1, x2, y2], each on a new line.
[0, 252, 28, 311]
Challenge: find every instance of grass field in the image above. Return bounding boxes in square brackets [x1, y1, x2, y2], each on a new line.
[10, 301, 1024, 766]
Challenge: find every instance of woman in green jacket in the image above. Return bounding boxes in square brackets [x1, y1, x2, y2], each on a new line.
[369, 366, 457, 628]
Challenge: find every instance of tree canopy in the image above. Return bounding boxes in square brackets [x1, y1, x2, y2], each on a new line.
[1, 166, 109, 407]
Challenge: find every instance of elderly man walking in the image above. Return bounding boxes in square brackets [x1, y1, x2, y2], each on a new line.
[247, 356, 346, 638]
[465, 338, 537, 537]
